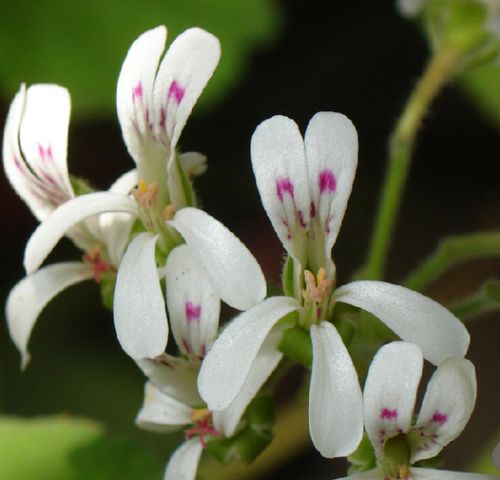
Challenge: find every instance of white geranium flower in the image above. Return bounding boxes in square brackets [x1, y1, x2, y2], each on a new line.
[3, 84, 137, 367]
[134, 245, 280, 480]
[336, 341, 498, 480]
[198, 112, 470, 459]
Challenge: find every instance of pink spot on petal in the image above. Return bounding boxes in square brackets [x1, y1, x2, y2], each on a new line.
[182, 338, 193, 354]
[380, 407, 398, 420]
[310, 201, 316, 218]
[168, 80, 185, 104]
[319, 169, 336, 194]
[276, 178, 294, 201]
[185, 301, 201, 323]
[431, 411, 448, 424]
[297, 209, 307, 228]
[159, 107, 166, 131]
[132, 81, 143, 100]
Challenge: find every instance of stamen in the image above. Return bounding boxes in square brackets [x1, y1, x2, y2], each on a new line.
[302, 267, 333, 304]
[184, 408, 221, 448]
[83, 247, 115, 283]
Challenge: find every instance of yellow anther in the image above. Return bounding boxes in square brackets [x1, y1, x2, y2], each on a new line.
[162, 204, 176, 220]
[133, 180, 159, 209]
[138, 178, 148, 194]
[191, 408, 211, 423]
[303, 267, 333, 304]
[397, 465, 409, 479]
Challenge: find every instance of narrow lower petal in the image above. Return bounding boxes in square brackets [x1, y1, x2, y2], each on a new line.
[24, 192, 138, 274]
[114, 233, 168, 359]
[363, 341, 423, 458]
[250, 115, 310, 263]
[169, 207, 266, 310]
[309, 321, 363, 458]
[164, 438, 203, 480]
[198, 296, 298, 411]
[213, 332, 283, 437]
[411, 357, 476, 463]
[165, 244, 220, 360]
[335, 467, 382, 480]
[410, 467, 499, 480]
[136, 382, 192, 433]
[6, 262, 92, 368]
[334, 281, 470, 365]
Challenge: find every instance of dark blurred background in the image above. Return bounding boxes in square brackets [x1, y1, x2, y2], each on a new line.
[0, 1, 499, 479]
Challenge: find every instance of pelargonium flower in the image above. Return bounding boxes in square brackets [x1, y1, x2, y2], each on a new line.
[198, 112, 470, 459]
[133, 245, 281, 479]
[336, 341, 497, 480]
[3, 84, 137, 367]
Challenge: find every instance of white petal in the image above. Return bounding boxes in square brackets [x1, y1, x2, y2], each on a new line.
[250, 115, 310, 263]
[410, 467, 499, 480]
[24, 192, 138, 274]
[411, 357, 476, 462]
[179, 152, 207, 177]
[114, 233, 168, 359]
[137, 355, 202, 406]
[169, 207, 266, 310]
[335, 468, 383, 480]
[108, 169, 138, 194]
[6, 262, 92, 368]
[166, 244, 220, 360]
[116, 26, 167, 169]
[3, 85, 73, 221]
[363, 341, 423, 459]
[334, 281, 470, 365]
[309, 321, 363, 458]
[198, 296, 298, 411]
[136, 382, 192, 432]
[164, 438, 203, 480]
[397, 0, 426, 18]
[304, 112, 357, 258]
[492, 441, 500, 470]
[213, 332, 283, 437]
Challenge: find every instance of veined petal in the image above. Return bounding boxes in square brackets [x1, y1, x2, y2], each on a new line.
[363, 341, 423, 459]
[169, 208, 266, 310]
[304, 112, 357, 259]
[335, 468, 382, 480]
[410, 467, 499, 480]
[114, 233, 168, 359]
[213, 332, 283, 437]
[411, 357, 476, 463]
[166, 244, 220, 360]
[136, 382, 192, 433]
[250, 115, 310, 263]
[3, 85, 74, 221]
[116, 26, 167, 170]
[137, 355, 202, 406]
[24, 192, 138, 274]
[164, 438, 203, 480]
[309, 321, 363, 458]
[334, 281, 470, 365]
[198, 296, 298, 411]
[6, 262, 92, 369]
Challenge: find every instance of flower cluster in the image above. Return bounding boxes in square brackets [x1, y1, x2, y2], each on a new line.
[3, 24, 497, 480]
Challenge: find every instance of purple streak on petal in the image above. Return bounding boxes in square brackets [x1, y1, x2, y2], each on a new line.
[319, 169, 336, 194]
[380, 407, 398, 420]
[276, 178, 294, 201]
[431, 411, 448, 424]
[185, 301, 201, 323]
[168, 80, 185, 104]
[132, 81, 143, 100]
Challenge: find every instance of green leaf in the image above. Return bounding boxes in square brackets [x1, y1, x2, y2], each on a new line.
[0, 0, 283, 120]
[0, 415, 162, 480]
[461, 63, 500, 129]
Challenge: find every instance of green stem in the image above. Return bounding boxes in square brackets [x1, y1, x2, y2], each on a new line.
[360, 47, 461, 280]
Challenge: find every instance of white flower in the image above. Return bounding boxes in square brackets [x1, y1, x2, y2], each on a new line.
[336, 341, 498, 480]
[134, 245, 280, 480]
[3, 84, 137, 367]
[198, 112, 470, 459]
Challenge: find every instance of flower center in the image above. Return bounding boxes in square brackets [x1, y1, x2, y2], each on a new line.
[301, 267, 333, 325]
[184, 408, 221, 448]
[83, 247, 115, 283]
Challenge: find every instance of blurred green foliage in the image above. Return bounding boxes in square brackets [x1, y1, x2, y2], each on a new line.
[0, 0, 282, 120]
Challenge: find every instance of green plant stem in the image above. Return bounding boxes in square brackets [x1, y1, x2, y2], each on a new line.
[361, 47, 461, 280]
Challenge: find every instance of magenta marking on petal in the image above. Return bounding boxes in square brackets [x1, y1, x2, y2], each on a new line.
[13, 156, 23, 171]
[159, 107, 166, 131]
[310, 201, 316, 218]
[168, 80, 185, 104]
[431, 411, 448, 424]
[276, 177, 294, 201]
[380, 407, 398, 420]
[182, 338, 193, 354]
[297, 210, 307, 228]
[319, 169, 336, 194]
[132, 81, 143, 100]
[185, 301, 201, 323]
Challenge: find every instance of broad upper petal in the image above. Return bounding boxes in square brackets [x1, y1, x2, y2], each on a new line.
[6, 261, 92, 369]
[164, 438, 203, 480]
[363, 341, 423, 458]
[411, 357, 476, 462]
[114, 233, 168, 359]
[334, 281, 470, 365]
[309, 321, 363, 458]
[250, 115, 310, 263]
[165, 244, 220, 360]
[169, 207, 266, 310]
[136, 382, 192, 433]
[198, 296, 298, 411]
[24, 192, 138, 274]
[410, 467, 499, 480]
